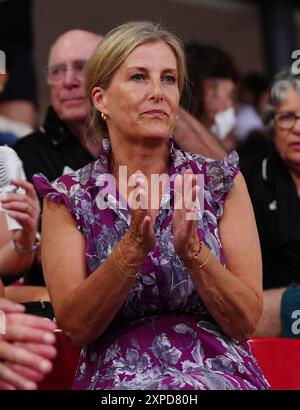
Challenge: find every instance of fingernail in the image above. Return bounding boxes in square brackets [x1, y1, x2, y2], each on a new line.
[43, 333, 55, 343]
[15, 304, 26, 311]
[24, 381, 36, 390]
[0, 193, 7, 200]
[43, 317, 56, 325]
[39, 360, 51, 372]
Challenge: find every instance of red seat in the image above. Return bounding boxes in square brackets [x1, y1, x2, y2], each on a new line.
[38, 330, 80, 390]
[249, 337, 300, 390]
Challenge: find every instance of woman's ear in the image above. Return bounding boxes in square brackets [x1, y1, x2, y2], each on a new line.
[91, 86, 108, 115]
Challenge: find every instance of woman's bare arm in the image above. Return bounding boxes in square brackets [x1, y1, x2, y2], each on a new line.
[42, 193, 154, 347]
[173, 172, 263, 340]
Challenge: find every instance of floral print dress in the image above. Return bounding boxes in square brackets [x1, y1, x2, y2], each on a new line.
[33, 139, 270, 390]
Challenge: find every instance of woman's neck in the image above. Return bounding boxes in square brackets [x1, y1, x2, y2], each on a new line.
[111, 138, 170, 179]
[110, 138, 170, 213]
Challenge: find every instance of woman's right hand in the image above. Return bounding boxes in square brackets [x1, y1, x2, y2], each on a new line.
[123, 171, 155, 254]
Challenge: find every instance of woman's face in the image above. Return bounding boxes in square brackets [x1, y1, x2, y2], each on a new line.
[94, 41, 180, 143]
[275, 86, 300, 169]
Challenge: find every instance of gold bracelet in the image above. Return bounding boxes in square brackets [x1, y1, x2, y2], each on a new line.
[187, 249, 212, 272]
[111, 252, 124, 280]
[112, 249, 140, 279]
[198, 250, 211, 268]
[118, 243, 140, 267]
[179, 241, 203, 262]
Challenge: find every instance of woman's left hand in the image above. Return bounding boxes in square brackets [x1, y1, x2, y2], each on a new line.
[0, 179, 40, 242]
[173, 170, 202, 258]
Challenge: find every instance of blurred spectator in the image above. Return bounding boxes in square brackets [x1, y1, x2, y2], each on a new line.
[11, 30, 101, 299]
[235, 72, 270, 142]
[0, 178, 41, 283]
[0, 167, 50, 312]
[181, 43, 239, 151]
[174, 107, 226, 159]
[236, 72, 272, 158]
[0, 296, 56, 390]
[0, 47, 33, 146]
[0, 0, 37, 129]
[240, 70, 300, 338]
[13, 29, 102, 184]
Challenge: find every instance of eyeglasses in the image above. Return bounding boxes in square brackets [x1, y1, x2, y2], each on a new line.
[275, 111, 300, 130]
[46, 60, 87, 84]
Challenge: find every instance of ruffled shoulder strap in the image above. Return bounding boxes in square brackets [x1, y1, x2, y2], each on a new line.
[33, 172, 81, 220]
[204, 150, 239, 203]
[187, 149, 239, 217]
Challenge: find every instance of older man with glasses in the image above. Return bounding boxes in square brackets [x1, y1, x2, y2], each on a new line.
[9, 30, 101, 297]
[13, 29, 102, 185]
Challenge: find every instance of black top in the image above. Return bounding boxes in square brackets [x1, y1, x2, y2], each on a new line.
[0, 0, 33, 49]
[13, 106, 96, 286]
[0, 0, 36, 103]
[240, 146, 300, 289]
[14, 106, 95, 183]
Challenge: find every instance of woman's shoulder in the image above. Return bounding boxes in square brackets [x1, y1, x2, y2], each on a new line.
[173, 138, 239, 174]
[33, 158, 105, 203]
[177, 145, 239, 187]
[173, 145, 240, 212]
[186, 148, 239, 173]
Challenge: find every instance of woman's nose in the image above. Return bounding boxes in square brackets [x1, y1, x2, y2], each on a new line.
[150, 79, 164, 101]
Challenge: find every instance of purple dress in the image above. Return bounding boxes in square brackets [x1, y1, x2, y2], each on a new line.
[34, 139, 270, 390]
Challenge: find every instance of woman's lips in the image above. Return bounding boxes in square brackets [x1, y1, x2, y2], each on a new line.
[143, 110, 167, 117]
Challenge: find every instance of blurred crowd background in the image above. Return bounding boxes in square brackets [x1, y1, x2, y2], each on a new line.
[0, 0, 299, 122]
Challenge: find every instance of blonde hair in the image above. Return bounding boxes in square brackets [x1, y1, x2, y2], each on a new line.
[85, 21, 186, 142]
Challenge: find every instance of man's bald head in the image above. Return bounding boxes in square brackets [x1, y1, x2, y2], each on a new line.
[48, 29, 102, 66]
[47, 29, 102, 129]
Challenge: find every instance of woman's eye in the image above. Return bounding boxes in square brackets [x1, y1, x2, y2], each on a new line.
[131, 73, 145, 81]
[162, 75, 176, 84]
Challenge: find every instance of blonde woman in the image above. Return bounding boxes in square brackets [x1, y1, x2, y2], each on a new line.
[34, 21, 269, 390]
